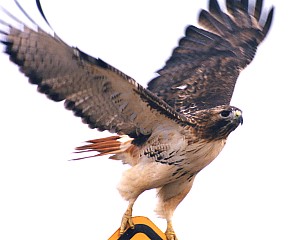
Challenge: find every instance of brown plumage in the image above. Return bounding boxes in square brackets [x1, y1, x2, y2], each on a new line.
[0, 0, 273, 239]
[148, 0, 274, 112]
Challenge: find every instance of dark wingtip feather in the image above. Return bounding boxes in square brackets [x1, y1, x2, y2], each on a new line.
[262, 7, 274, 40]
[226, 0, 236, 15]
[47, 93, 63, 102]
[64, 100, 75, 110]
[64, 100, 98, 130]
[37, 84, 51, 94]
[1, 39, 12, 49]
[37, 84, 64, 102]
[5, 46, 64, 101]
[208, 0, 234, 30]
[254, 0, 263, 21]
[26, 71, 42, 84]
[198, 9, 208, 24]
[209, 0, 221, 14]
[241, 0, 249, 13]
[199, 9, 208, 20]
[2, 41, 25, 66]
[0, 29, 8, 36]
[199, 9, 229, 35]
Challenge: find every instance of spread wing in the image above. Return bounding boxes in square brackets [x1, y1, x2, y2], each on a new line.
[0, 7, 193, 138]
[147, 0, 274, 111]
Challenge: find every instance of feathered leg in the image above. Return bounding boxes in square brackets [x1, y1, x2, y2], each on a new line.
[156, 178, 195, 240]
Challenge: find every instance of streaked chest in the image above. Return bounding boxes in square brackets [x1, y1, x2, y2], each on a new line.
[168, 139, 227, 182]
[184, 139, 226, 172]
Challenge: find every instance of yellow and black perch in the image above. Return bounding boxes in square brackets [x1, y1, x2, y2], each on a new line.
[109, 217, 166, 240]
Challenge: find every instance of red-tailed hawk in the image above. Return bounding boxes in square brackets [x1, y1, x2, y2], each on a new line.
[0, 0, 273, 239]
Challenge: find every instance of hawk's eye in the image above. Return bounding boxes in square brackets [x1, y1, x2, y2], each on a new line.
[220, 110, 231, 118]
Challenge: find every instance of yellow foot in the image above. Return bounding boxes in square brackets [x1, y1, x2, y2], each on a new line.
[165, 230, 178, 240]
[119, 207, 135, 234]
[165, 221, 178, 240]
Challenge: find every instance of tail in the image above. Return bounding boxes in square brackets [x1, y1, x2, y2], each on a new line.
[72, 135, 133, 161]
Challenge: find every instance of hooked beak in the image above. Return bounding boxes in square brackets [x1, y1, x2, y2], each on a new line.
[234, 110, 243, 125]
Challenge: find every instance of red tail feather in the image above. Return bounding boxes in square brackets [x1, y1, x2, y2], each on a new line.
[72, 135, 133, 160]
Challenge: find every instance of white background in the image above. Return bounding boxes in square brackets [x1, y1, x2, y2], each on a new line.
[0, 0, 296, 239]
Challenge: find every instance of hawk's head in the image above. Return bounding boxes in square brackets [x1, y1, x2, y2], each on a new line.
[195, 105, 243, 141]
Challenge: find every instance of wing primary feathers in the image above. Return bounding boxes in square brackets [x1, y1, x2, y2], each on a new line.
[185, 26, 216, 41]
[35, 0, 52, 29]
[199, 10, 229, 35]
[209, 0, 221, 13]
[33, 0, 64, 41]
[14, 0, 64, 42]
[226, 0, 236, 15]
[0, 0, 274, 133]
[261, 7, 274, 40]
[240, 0, 249, 13]
[1, 2, 197, 135]
[38, 84, 64, 101]
[147, 0, 274, 112]
[254, 0, 263, 21]
[1, 35, 26, 67]
[0, 5, 25, 27]
[13, 0, 38, 26]
[209, 0, 233, 30]
[173, 28, 230, 58]
[0, 29, 7, 35]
